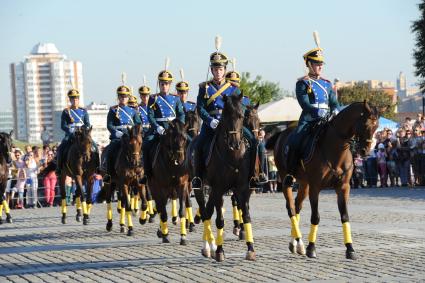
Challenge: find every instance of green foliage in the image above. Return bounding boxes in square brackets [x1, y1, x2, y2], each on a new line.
[412, 0, 425, 92]
[338, 85, 396, 119]
[239, 72, 287, 105]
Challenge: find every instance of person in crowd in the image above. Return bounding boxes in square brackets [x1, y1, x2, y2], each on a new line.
[267, 151, 278, 193]
[410, 127, 423, 185]
[397, 129, 411, 187]
[386, 140, 399, 187]
[12, 150, 26, 209]
[352, 152, 365, 188]
[365, 147, 378, 188]
[24, 151, 39, 208]
[376, 143, 387, 187]
[39, 150, 57, 207]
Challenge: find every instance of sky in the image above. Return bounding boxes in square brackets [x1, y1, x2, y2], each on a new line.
[0, 0, 420, 108]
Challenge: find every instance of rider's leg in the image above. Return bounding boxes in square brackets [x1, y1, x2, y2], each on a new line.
[140, 135, 155, 184]
[191, 127, 210, 190]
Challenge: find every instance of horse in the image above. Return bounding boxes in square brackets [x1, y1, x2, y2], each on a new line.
[104, 124, 144, 236]
[198, 93, 256, 262]
[265, 101, 381, 260]
[59, 126, 99, 225]
[149, 119, 190, 245]
[0, 131, 13, 224]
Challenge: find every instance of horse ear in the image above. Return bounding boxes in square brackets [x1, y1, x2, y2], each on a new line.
[254, 101, 260, 110]
[238, 92, 243, 101]
[363, 100, 372, 113]
[9, 130, 13, 137]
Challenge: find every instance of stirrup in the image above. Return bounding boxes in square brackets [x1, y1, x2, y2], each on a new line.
[191, 177, 202, 190]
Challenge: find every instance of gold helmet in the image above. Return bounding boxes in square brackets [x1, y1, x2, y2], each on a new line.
[67, 88, 80, 98]
[176, 69, 189, 91]
[138, 85, 151, 95]
[303, 31, 324, 65]
[158, 70, 173, 82]
[128, 95, 138, 104]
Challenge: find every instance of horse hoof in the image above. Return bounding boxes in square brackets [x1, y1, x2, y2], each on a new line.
[120, 226, 125, 233]
[6, 215, 12, 224]
[76, 215, 82, 222]
[215, 251, 225, 262]
[245, 251, 256, 261]
[239, 230, 245, 241]
[189, 223, 196, 232]
[296, 242, 306, 255]
[346, 250, 357, 260]
[156, 229, 162, 238]
[289, 240, 296, 254]
[61, 217, 66, 225]
[139, 218, 147, 225]
[180, 238, 187, 246]
[127, 228, 134, 236]
[194, 215, 201, 224]
[149, 215, 155, 223]
[306, 246, 317, 258]
[172, 217, 177, 225]
[162, 236, 170, 243]
[201, 248, 211, 258]
[233, 227, 240, 237]
[83, 217, 89, 225]
[106, 221, 113, 232]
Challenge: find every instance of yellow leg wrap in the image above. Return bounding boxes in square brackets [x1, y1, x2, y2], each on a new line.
[342, 222, 353, 244]
[171, 199, 178, 218]
[3, 200, 10, 214]
[126, 211, 133, 227]
[180, 217, 187, 235]
[61, 199, 67, 214]
[186, 207, 194, 223]
[196, 208, 201, 217]
[82, 201, 88, 215]
[130, 197, 135, 211]
[185, 208, 189, 219]
[87, 204, 93, 215]
[117, 200, 122, 211]
[134, 198, 139, 211]
[160, 220, 168, 235]
[120, 208, 125, 225]
[0, 204, 3, 216]
[147, 200, 154, 214]
[107, 203, 113, 220]
[308, 224, 319, 243]
[216, 228, 224, 246]
[238, 209, 244, 224]
[204, 219, 215, 243]
[232, 206, 239, 222]
[291, 214, 301, 238]
[244, 223, 254, 243]
[140, 209, 147, 220]
[76, 198, 82, 210]
[290, 216, 302, 239]
[296, 213, 300, 223]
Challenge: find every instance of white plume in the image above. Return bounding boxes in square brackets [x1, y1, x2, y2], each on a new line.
[215, 35, 222, 51]
[130, 86, 133, 94]
[121, 72, 127, 84]
[231, 58, 236, 71]
[179, 68, 185, 80]
[313, 31, 321, 48]
[143, 75, 147, 86]
[165, 57, 170, 71]
[69, 78, 74, 89]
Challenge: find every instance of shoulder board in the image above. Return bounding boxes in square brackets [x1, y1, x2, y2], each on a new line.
[63, 107, 69, 112]
[111, 105, 118, 110]
[199, 81, 207, 88]
[297, 76, 309, 81]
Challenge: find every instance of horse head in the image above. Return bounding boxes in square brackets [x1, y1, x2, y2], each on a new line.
[221, 92, 245, 151]
[122, 125, 142, 168]
[185, 110, 200, 138]
[354, 101, 384, 156]
[162, 119, 188, 166]
[244, 101, 260, 139]
[76, 126, 93, 163]
[0, 131, 13, 164]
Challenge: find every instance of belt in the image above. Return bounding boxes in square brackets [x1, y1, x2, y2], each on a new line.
[69, 123, 84, 127]
[209, 109, 222, 115]
[312, 103, 329, 109]
[142, 125, 150, 128]
[115, 125, 132, 130]
[156, 117, 175, 122]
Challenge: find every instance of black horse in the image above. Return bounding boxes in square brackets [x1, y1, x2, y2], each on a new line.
[197, 93, 256, 262]
[0, 131, 13, 224]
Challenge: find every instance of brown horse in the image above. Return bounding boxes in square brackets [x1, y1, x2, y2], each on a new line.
[104, 124, 144, 236]
[266, 101, 381, 260]
[59, 126, 99, 225]
[149, 119, 190, 245]
[0, 131, 13, 224]
[199, 93, 256, 262]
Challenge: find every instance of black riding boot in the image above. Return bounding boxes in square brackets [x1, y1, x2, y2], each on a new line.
[101, 145, 111, 183]
[55, 145, 63, 176]
[140, 141, 152, 185]
[191, 144, 203, 190]
[249, 141, 258, 188]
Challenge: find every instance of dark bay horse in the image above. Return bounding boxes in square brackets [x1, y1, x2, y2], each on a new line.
[149, 119, 190, 245]
[0, 131, 13, 224]
[200, 93, 256, 262]
[266, 101, 381, 260]
[104, 125, 144, 236]
[60, 126, 99, 225]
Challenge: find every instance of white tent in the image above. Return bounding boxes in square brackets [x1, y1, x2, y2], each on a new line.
[258, 97, 302, 123]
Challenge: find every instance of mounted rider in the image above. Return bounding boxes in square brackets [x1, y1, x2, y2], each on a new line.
[101, 75, 142, 182]
[191, 36, 261, 190]
[56, 87, 92, 176]
[128, 93, 139, 110]
[138, 78, 152, 137]
[176, 69, 196, 113]
[140, 59, 185, 184]
[285, 31, 340, 185]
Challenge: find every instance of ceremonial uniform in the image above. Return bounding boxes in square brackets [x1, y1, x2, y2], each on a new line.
[182, 101, 196, 112]
[138, 85, 152, 137]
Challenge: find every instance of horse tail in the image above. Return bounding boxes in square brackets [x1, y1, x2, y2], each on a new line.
[265, 132, 281, 150]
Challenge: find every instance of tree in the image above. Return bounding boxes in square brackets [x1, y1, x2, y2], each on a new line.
[338, 85, 396, 119]
[412, 0, 425, 92]
[239, 72, 287, 105]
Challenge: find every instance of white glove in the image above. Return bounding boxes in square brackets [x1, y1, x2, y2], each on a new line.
[332, 109, 340, 116]
[69, 127, 75, 134]
[317, 109, 327, 118]
[115, 131, 123, 138]
[157, 126, 165, 135]
[210, 119, 219, 129]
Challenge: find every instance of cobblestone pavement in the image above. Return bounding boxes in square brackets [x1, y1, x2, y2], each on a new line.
[0, 188, 424, 282]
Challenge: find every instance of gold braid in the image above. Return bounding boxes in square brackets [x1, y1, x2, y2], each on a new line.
[68, 107, 74, 123]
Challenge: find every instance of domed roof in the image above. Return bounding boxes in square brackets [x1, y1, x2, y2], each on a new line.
[30, 43, 59, 55]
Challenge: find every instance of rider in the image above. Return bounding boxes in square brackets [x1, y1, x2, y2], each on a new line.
[128, 94, 139, 110]
[56, 88, 90, 176]
[225, 70, 268, 184]
[191, 43, 259, 190]
[139, 68, 185, 184]
[284, 42, 340, 186]
[102, 85, 142, 182]
[138, 84, 152, 137]
[176, 80, 196, 113]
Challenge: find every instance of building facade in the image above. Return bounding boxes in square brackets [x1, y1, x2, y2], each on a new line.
[10, 43, 84, 143]
[0, 108, 14, 134]
[86, 102, 109, 148]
